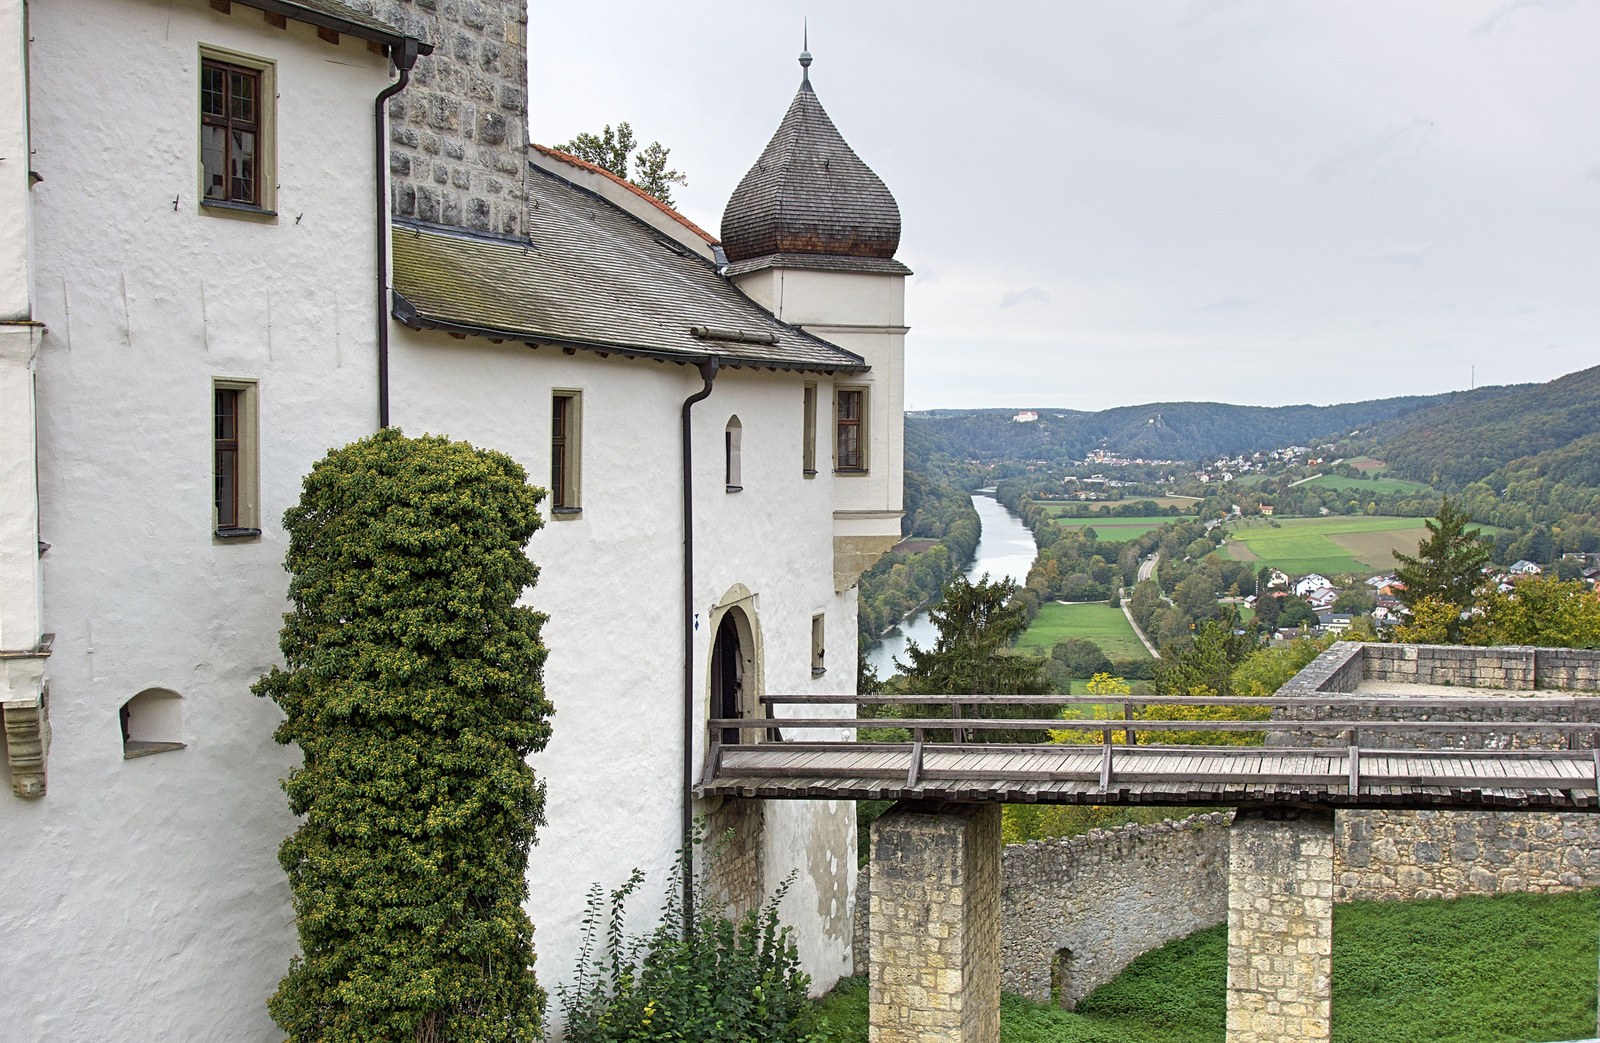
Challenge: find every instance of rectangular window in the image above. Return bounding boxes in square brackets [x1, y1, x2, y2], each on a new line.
[213, 378, 259, 538]
[551, 391, 582, 513]
[811, 614, 826, 677]
[198, 46, 276, 215]
[836, 387, 867, 472]
[802, 383, 817, 476]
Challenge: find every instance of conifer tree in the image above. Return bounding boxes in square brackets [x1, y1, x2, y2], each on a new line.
[1393, 498, 1492, 614]
[254, 429, 552, 1043]
[896, 574, 1056, 741]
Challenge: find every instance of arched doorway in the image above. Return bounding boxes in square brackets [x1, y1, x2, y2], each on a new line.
[707, 593, 764, 745]
[711, 612, 745, 744]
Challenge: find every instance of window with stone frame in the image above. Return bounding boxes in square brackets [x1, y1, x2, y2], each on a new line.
[835, 387, 868, 472]
[201, 59, 262, 206]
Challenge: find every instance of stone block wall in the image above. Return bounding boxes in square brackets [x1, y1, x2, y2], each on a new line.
[354, 0, 530, 235]
[1335, 809, 1600, 901]
[998, 813, 1231, 1008]
[1227, 808, 1334, 1043]
[703, 798, 764, 920]
[869, 801, 1001, 1043]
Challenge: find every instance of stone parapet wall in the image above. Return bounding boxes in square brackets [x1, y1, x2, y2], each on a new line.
[356, 0, 530, 235]
[1336, 809, 1600, 901]
[999, 813, 1231, 1008]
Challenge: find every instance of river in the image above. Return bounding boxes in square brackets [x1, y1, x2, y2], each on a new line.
[865, 491, 1039, 678]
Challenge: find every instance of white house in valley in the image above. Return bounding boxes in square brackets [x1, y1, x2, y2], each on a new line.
[0, 0, 905, 1037]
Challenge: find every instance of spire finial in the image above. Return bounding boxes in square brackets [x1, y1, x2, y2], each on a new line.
[799, 22, 812, 83]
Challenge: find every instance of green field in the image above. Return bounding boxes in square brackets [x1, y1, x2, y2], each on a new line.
[1047, 514, 1197, 540]
[1304, 474, 1436, 496]
[810, 889, 1600, 1043]
[1220, 516, 1432, 576]
[1015, 602, 1152, 660]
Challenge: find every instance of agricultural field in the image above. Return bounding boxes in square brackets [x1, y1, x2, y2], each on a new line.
[1015, 602, 1152, 660]
[1218, 516, 1434, 576]
[1304, 473, 1436, 496]
[1050, 515, 1197, 540]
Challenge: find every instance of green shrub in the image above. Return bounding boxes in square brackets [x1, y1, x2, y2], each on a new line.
[255, 429, 552, 1042]
[559, 837, 818, 1043]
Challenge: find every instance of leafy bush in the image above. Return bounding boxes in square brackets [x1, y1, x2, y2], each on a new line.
[559, 839, 818, 1043]
[254, 429, 552, 1042]
[1052, 638, 1113, 678]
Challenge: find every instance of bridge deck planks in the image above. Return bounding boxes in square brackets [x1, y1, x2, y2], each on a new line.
[697, 740, 1600, 812]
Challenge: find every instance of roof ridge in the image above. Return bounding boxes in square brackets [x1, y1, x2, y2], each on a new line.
[531, 143, 718, 245]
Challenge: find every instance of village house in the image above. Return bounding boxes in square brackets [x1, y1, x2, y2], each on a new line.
[1, 1, 904, 1036]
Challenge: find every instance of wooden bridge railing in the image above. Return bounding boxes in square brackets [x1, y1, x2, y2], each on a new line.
[699, 693, 1600, 796]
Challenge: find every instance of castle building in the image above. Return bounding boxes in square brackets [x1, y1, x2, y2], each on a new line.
[0, 0, 906, 1036]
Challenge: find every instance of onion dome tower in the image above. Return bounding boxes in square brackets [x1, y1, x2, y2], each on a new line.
[721, 40, 908, 593]
[720, 42, 907, 274]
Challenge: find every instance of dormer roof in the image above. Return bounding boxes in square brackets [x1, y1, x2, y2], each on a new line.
[720, 58, 906, 275]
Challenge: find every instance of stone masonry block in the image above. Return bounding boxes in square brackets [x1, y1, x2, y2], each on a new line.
[871, 801, 1000, 1043]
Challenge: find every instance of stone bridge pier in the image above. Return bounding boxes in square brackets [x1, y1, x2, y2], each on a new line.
[1227, 808, 1335, 1043]
[868, 801, 1001, 1043]
[866, 802, 1335, 1043]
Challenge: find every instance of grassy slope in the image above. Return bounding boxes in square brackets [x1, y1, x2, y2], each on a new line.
[1016, 602, 1152, 660]
[811, 890, 1599, 1043]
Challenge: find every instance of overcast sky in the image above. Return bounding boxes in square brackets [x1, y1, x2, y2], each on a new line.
[527, 1, 1600, 412]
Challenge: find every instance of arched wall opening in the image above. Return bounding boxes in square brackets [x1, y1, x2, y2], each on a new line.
[706, 586, 764, 745]
[120, 688, 186, 759]
[724, 415, 743, 492]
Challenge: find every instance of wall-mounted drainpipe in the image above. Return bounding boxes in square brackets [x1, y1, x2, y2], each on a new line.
[681, 355, 719, 932]
[375, 39, 420, 430]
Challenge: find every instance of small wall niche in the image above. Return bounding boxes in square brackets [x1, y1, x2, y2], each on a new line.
[120, 689, 186, 759]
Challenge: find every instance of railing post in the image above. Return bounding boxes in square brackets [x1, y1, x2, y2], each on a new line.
[1124, 702, 1137, 746]
[952, 698, 964, 745]
[906, 727, 925, 788]
[1099, 732, 1113, 791]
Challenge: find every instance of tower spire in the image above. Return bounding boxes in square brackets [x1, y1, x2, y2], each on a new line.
[799, 22, 812, 86]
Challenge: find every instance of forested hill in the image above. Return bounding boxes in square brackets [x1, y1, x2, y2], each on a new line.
[908, 389, 1519, 471]
[1361, 364, 1600, 488]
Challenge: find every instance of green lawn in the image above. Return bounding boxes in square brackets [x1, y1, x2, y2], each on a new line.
[1015, 602, 1151, 660]
[810, 889, 1600, 1043]
[1221, 516, 1431, 576]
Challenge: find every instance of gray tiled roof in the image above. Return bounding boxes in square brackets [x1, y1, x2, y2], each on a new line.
[720, 78, 902, 267]
[390, 165, 868, 373]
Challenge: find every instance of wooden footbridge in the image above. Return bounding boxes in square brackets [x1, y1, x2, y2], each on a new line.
[697, 692, 1600, 812]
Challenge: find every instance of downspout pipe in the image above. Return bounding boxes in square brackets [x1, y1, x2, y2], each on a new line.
[375, 39, 420, 430]
[681, 355, 719, 932]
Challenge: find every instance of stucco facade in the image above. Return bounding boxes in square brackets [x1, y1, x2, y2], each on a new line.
[1, 1, 892, 1037]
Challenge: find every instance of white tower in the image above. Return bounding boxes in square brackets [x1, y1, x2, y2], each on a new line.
[720, 43, 907, 590]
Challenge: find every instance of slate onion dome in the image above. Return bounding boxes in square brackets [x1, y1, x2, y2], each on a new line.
[720, 44, 904, 270]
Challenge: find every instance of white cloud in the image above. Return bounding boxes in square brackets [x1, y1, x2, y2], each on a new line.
[999, 286, 1051, 309]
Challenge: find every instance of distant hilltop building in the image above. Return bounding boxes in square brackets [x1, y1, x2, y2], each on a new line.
[1013, 410, 1039, 423]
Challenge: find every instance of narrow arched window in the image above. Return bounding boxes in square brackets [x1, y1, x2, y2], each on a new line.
[120, 689, 186, 758]
[725, 416, 742, 492]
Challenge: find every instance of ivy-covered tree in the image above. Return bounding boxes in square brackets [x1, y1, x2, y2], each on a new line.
[254, 429, 553, 1043]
